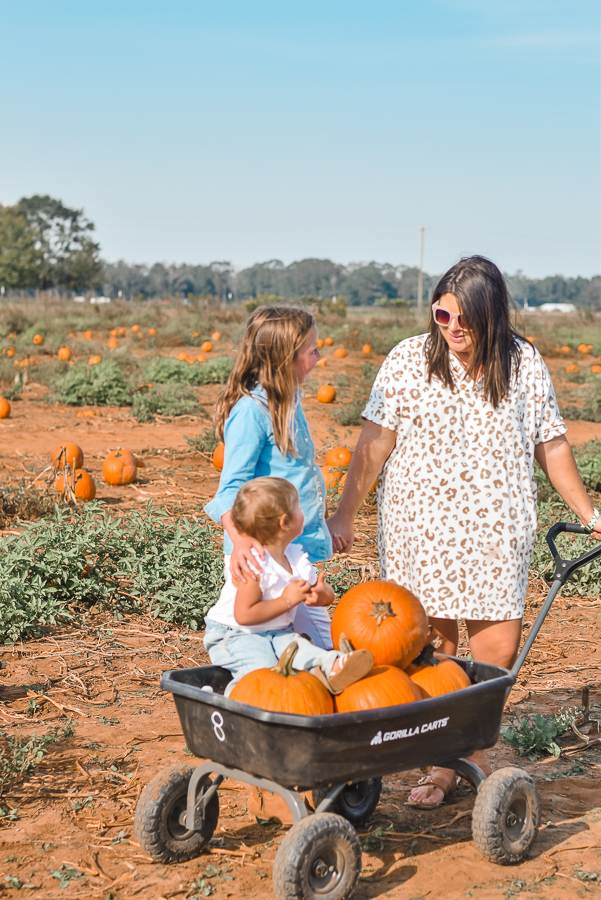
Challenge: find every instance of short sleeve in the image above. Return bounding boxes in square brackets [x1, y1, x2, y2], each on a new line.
[529, 351, 567, 445]
[362, 339, 421, 432]
[287, 545, 318, 585]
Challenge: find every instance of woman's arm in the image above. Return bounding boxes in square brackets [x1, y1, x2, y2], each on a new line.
[233, 577, 313, 626]
[535, 435, 601, 539]
[327, 420, 397, 552]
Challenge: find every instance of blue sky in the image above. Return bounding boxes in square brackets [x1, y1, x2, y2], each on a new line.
[1, 0, 599, 277]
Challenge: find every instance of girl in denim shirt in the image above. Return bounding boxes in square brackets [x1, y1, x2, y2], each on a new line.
[205, 306, 344, 648]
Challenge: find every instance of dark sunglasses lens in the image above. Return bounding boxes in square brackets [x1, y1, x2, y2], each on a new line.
[434, 308, 451, 326]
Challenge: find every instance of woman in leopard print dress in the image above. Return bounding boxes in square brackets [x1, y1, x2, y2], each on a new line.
[329, 256, 601, 807]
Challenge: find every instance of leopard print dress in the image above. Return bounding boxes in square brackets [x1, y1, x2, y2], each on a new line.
[362, 334, 566, 621]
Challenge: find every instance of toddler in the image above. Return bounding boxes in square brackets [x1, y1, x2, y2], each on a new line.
[204, 477, 373, 696]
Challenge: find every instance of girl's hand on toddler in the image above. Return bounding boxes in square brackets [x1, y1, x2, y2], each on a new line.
[230, 537, 265, 583]
[282, 579, 312, 608]
[304, 572, 336, 607]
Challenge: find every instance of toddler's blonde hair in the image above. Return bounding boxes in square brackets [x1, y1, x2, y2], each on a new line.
[230, 477, 298, 545]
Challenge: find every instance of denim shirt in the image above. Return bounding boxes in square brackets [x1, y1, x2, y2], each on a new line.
[204, 386, 332, 562]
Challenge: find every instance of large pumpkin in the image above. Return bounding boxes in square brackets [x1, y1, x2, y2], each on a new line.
[103, 449, 137, 485]
[325, 446, 351, 468]
[57, 346, 71, 361]
[409, 646, 471, 698]
[0, 398, 11, 419]
[331, 580, 428, 669]
[335, 664, 422, 713]
[52, 442, 84, 470]
[230, 643, 334, 716]
[317, 384, 336, 403]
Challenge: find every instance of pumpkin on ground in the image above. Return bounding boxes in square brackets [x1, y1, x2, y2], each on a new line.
[335, 664, 422, 713]
[317, 384, 336, 403]
[211, 331, 221, 341]
[57, 346, 71, 361]
[566, 364, 579, 374]
[325, 446, 352, 467]
[3, 347, 15, 357]
[84, 330, 93, 339]
[592, 365, 601, 374]
[148, 327, 157, 336]
[55, 469, 96, 502]
[103, 449, 137, 485]
[324, 337, 334, 346]
[108, 338, 119, 349]
[201, 341, 212, 353]
[331, 580, 428, 669]
[577, 343, 593, 354]
[32, 334, 44, 345]
[0, 398, 11, 419]
[317, 338, 324, 348]
[362, 344, 372, 354]
[334, 347, 347, 359]
[213, 443, 225, 470]
[52, 442, 84, 470]
[110, 329, 118, 337]
[409, 646, 471, 699]
[560, 345, 571, 353]
[89, 355, 102, 365]
[316, 358, 327, 367]
[131, 325, 140, 333]
[320, 465, 344, 491]
[230, 643, 334, 715]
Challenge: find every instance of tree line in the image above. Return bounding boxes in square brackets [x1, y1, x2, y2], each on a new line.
[1, 195, 599, 308]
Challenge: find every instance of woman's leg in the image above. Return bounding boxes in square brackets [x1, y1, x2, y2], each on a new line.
[409, 617, 522, 806]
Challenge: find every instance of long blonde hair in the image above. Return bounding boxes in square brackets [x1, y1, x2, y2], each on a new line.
[214, 305, 315, 455]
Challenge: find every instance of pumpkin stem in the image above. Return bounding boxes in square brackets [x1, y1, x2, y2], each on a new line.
[409, 643, 439, 668]
[339, 633, 355, 654]
[370, 600, 397, 627]
[274, 642, 300, 676]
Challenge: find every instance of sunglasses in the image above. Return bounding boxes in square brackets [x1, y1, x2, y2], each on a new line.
[431, 302, 468, 330]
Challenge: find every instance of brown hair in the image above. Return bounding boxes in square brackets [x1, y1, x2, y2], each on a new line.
[214, 305, 315, 455]
[230, 477, 298, 545]
[426, 256, 525, 408]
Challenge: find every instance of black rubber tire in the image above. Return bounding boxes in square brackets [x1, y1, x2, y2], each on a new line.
[311, 778, 382, 827]
[134, 765, 219, 863]
[273, 813, 361, 900]
[472, 767, 541, 865]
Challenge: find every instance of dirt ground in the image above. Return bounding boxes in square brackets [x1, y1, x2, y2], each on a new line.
[0, 348, 600, 899]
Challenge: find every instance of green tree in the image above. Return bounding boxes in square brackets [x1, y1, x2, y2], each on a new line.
[0, 204, 41, 288]
[18, 195, 102, 291]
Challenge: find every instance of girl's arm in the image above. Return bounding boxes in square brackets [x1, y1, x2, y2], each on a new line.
[328, 420, 397, 552]
[535, 435, 601, 539]
[233, 577, 313, 627]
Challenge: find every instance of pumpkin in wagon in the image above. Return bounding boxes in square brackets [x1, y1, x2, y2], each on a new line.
[331, 580, 428, 669]
[407, 644, 471, 698]
[230, 643, 334, 715]
[335, 664, 422, 713]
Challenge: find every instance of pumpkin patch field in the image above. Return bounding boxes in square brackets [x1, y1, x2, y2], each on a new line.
[0, 299, 600, 900]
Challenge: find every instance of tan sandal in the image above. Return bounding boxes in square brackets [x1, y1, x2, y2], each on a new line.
[405, 772, 457, 810]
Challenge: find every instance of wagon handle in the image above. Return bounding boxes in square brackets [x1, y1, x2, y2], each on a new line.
[511, 522, 601, 677]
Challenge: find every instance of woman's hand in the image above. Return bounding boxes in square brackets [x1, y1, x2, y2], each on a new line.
[229, 536, 265, 582]
[326, 514, 355, 553]
[304, 572, 336, 607]
[535, 436, 601, 541]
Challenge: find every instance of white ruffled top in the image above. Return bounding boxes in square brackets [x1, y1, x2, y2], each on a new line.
[206, 545, 318, 634]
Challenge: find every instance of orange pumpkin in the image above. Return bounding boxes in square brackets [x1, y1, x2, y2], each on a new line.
[103, 449, 137, 485]
[566, 364, 579, 374]
[592, 365, 601, 374]
[131, 325, 140, 333]
[192, 331, 200, 338]
[84, 330, 93, 339]
[89, 355, 102, 365]
[32, 334, 44, 345]
[176, 352, 189, 361]
[320, 465, 344, 491]
[211, 331, 221, 341]
[362, 344, 372, 354]
[331, 580, 428, 669]
[110, 328, 118, 337]
[2, 346, 15, 358]
[316, 358, 327, 366]
[107, 338, 119, 349]
[57, 346, 71, 361]
[55, 469, 96, 502]
[560, 345, 571, 353]
[213, 443, 225, 471]
[577, 343, 593, 354]
[335, 664, 422, 713]
[526, 336, 536, 343]
[408, 646, 471, 698]
[148, 327, 157, 336]
[230, 643, 334, 715]
[333, 347, 347, 359]
[117, 327, 126, 336]
[324, 337, 334, 346]
[201, 341, 212, 353]
[317, 338, 324, 348]
[325, 446, 352, 467]
[317, 384, 336, 403]
[52, 442, 84, 470]
[0, 398, 11, 419]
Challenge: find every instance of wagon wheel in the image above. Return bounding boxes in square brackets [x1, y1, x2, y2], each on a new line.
[134, 765, 219, 863]
[273, 812, 361, 900]
[472, 767, 541, 865]
[311, 778, 382, 827]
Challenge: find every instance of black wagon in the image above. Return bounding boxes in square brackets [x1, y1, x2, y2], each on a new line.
[134, 523, 601, 900]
